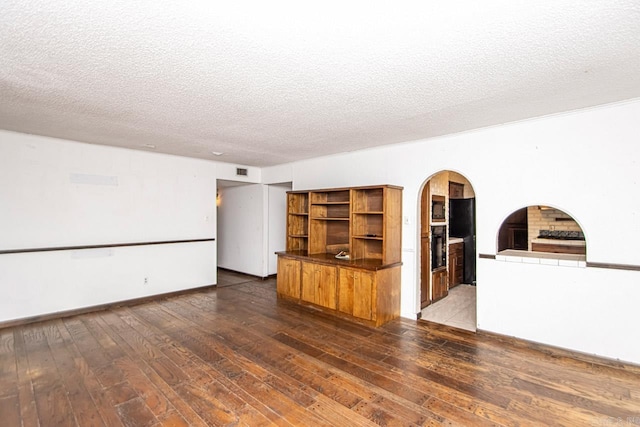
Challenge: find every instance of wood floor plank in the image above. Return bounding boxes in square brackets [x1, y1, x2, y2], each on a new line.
[230, 367, 333, 426]
[52, 319, 132, 427]
[1, 270, 640, 426]
[67, 317, 128, 389]
[63, 317, 113, 368]
[196, 380, 279, 427]
[155, 410, 190, 427]
[269, 325, 510, 422]
[141, 299, 337, 425]
[170, 297, 367, 411]
[21, 324, 76, 427]
[215, 297, 468, 410]
[80, 313, 127, 361]
[168, 298, 475, 425]
[0, 329, 17, 399]
[0, 333, 21, 427]
[91, 314, 209, 427]
[44, 320, 106, 427]
[116, 396, 157, 427]
[35, 383, 76, 427]
[0, 394, 21, 427]
[306, 395, 383, 427]
[178, 382, 241, 426]
[422, 396, 503, 427]
[110, 344, 176, 420]
[12, 328, 40, 427]
[168, 297, 381, 426]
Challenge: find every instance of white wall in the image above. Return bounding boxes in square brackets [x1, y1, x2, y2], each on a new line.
[0, 131, 222, 322]
[267, 99, 640, 364]
[217, 183, 268, 277]
[0, 242, 215, 321]
[478, 259, 640, 364]
[267, 183, 291, 275]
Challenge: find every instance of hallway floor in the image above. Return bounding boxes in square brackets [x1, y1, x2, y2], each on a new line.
[216, 268, 259, 287]
[420, 284, 476, 331]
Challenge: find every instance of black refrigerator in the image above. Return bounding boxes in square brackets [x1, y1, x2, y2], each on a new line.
[449, 198, 476, 285]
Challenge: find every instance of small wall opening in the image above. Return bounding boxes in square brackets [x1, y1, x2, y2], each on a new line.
[498, 205, 586, 259]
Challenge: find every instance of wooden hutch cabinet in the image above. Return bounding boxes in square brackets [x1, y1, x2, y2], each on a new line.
[276, 185, 402, 327]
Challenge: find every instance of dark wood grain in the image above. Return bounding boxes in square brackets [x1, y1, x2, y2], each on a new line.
[0, 238, 215, 255]
[0, 269, 639, 426]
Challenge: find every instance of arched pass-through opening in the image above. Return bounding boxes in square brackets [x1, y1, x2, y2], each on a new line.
[418, 171, 477, 331]
[497, 205, 586, 262]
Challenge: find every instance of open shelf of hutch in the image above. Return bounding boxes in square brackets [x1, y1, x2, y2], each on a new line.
[286, 191, 309, 252]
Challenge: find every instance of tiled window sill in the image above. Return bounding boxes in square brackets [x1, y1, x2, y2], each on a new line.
[496, 250, 586, 268]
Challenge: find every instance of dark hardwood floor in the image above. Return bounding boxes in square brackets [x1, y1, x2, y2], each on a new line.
[1, 270, 639, 426]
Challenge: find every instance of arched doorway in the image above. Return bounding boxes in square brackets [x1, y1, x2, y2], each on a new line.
[419, 171, 477, 331]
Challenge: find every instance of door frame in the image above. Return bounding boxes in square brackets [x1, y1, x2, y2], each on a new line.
[420, 183, 431, 309]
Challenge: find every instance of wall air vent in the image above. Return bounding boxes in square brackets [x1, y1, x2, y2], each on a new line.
[236, 167, 248, 176]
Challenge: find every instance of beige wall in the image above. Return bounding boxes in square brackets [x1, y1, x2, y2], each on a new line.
[527, 206, 583, 250]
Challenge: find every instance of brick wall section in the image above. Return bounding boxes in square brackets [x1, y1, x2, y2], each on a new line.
[526, 206, 583, 250]
[429, 173, 449, 197]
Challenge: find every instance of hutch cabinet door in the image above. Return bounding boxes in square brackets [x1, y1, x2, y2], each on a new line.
[316, 264, 337, 310]
[338, 268, 355, 315]
[339, 267, 374, 320]
[301, 261, 317, 304]
[276, 257, 301, 299]
[352, 270, 374, 320]
[301, 262, 337, 309]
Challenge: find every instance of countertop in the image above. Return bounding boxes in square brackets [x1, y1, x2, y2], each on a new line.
[276, 250, 402, 271]
[531, 238, 586, 246]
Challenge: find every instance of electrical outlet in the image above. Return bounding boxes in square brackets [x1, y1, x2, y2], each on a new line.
[144, 277, 148, 285]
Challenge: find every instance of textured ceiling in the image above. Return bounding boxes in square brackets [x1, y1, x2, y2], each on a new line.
[1, 1, 640, 167]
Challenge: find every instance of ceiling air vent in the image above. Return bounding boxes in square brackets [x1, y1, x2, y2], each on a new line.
[236, 167, 248, 176]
